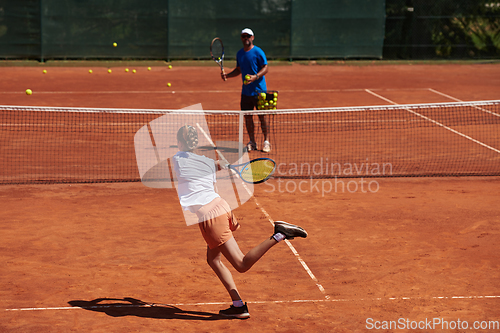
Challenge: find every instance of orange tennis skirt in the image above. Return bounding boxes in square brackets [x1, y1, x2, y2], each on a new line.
[196, 197, 240, 249]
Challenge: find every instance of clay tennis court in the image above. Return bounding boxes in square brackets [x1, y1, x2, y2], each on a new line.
[1, 62, 500, 332]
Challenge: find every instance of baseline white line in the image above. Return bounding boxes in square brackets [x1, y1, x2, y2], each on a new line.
[0, 90, 240, 95]
[0, 87, 432, 95]
[428, 88, 500, 119]
[6, 295, 500, 311]
[365, 89, 500, 155]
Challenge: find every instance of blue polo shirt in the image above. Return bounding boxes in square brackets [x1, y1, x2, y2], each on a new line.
[236, 45, 267, 96]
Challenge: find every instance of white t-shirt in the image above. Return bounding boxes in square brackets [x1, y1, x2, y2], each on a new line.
[172, 151, 220, 212]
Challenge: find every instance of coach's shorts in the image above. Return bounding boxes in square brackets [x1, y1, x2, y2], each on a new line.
[240, 94, 258, 110]
[196, 197, 240, 249]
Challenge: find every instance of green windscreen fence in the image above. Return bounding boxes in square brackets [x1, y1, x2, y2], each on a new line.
[384, 0, 500, 59]
[0, 0, 386, 60]
[291, 0, 386, 58]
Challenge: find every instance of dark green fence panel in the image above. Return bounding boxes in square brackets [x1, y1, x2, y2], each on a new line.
[9, 0, 497, 60]
[384, 0, 500, 59]
[0, 0, 41, 59]
[41, 0, 168, 60]
[166, 0, 293, 59]
[291, 0, 385, 58]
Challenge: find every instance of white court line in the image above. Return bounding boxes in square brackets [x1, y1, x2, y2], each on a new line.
[5, 295, 500, 312]
[0, 90, 239, 94]
[196, 124, 329, 300]
[427, 88, 463, 102]
[365, 89, 500, 155]
[428, 88, 500, 119]
[0, 87, 432, 95]
[365, 89, 397, 105]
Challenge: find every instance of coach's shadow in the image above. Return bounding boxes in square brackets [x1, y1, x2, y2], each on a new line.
[68, 297, 229, 321]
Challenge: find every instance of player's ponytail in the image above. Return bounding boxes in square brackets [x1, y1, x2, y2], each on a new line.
[177, 125, 198, 151]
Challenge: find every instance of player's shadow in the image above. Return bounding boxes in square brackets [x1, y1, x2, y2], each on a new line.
[68, 297, 230, 321]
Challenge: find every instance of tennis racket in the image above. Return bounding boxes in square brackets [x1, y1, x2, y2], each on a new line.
[210, 37, 226, 81]
[227, 157, 276, 184]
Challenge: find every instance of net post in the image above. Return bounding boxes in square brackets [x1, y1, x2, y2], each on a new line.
[238, 112, 244, 160]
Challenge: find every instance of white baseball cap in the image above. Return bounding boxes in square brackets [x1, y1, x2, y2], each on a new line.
[241, 28, 254, 36]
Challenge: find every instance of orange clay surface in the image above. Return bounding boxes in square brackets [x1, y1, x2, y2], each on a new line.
[1, 62, 500, 332]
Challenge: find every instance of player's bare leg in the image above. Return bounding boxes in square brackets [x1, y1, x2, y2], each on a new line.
[258, 114, 268, 142]
[220, 236, 277, 273]
[207, 223, 307, 318]
[206, 246, 242, 301]
[258, 114, 271, 152]
[244, 115, 257, 150]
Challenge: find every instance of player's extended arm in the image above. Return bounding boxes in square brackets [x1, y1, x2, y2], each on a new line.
[246, 65, 268, 84]
[223, 67, 241, 80]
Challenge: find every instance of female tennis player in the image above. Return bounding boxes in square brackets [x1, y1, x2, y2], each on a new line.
[172, 125, 307, 319]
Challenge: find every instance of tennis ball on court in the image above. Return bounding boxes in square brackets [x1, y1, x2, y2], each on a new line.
[167, 83, 171, 87]
[168, 65, 172, 69]
[89, 69, 93, 74]
[26, 89, 32, 95]
[42, 69, 47, 74]
[125, 68, 129, 72]
[108, 69, 112, 74]
[132, 69, 137, 73]
[113, 42, 117, 47]
[148, 67, 151, 71]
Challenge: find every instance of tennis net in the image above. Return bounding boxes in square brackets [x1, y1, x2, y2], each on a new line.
[1, 100, 499, 184]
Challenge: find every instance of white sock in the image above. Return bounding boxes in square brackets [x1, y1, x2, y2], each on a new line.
[273, 232, 286, 242]
[233, 300, 244, 307]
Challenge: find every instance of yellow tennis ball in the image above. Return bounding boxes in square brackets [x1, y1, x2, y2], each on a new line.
[168, 65, 172, 69]
[113, 42, 117, 47]
[132, 69, 136, 73]
[148, 67, 151, 71]
[89, 69, 93, 74]
[26, 89, 32, 95]
[274, 92, 278, 97]
[42, 69, 47, 74]
[245, 74, 251, 80]
[244, 80, 249, 85]
[108, 69, 112, 73]
[167, 83, 171, 87]
[125, 68, 129, 72]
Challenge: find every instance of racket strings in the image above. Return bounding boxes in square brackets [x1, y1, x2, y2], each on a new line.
[240, 160, 276, 183]
[211, 41, 223, 59]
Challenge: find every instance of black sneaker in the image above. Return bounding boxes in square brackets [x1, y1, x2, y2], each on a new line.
[219, 303, 250, 319]
[274, 221, 308, 240]
[246, 141, 257, 152]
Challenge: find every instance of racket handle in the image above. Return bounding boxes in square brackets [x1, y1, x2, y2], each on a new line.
[222, 69, 227, 81]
